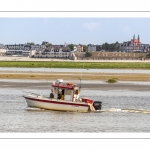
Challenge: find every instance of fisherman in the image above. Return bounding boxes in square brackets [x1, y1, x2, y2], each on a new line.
[75, 89, 79, 95]
[50, 89, 54, 98]
[57, 90, 62, 99]
[61, 89, 65, 100]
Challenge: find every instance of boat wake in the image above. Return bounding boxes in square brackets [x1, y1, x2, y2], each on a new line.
[26, 107, 150, 114]
[98, 108, 150, 114]
[26, 107, 46, 111]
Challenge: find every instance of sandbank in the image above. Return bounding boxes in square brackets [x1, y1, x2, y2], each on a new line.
[1, 56, 150, 62]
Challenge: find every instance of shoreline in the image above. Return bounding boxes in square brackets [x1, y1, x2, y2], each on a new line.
[1, 79, 150, 91]
[0, 56, 150, 82]
[1, 56, 150, 62]
[0, 71, 150, 81]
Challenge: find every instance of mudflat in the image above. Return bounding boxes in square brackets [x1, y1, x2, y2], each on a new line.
[1, 79, 150, 91]
[1, 59, 150, 91]
[1, 70, 150, 91]
[0, 71, 150, 81]
[1, 56, 150, 62]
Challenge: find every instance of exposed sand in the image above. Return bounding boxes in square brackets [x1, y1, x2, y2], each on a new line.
[0, 56, 150, 62]
[1, 56, 150, 91]
[0, 69, 150, 91]
[1, 79, 150, 91]
[0, 71, 150, 81]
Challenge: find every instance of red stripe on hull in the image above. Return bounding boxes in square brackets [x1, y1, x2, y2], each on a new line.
[24, 96, 89, 107]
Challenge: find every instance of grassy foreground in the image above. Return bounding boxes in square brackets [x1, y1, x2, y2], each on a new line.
[0, 61, 150, 69]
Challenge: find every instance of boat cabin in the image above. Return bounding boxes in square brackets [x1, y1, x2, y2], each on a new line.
[51, 79, 80, 101]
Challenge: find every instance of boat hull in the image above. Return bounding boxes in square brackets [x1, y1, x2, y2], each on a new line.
[23, 95, 90, 112]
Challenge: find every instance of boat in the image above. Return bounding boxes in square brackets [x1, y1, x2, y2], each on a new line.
[23, 79, 102, 112]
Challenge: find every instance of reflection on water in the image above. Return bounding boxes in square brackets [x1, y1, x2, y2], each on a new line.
[0, 87, 150, 133]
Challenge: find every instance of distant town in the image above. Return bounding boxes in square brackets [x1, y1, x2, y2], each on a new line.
[0, 35, 150, 60]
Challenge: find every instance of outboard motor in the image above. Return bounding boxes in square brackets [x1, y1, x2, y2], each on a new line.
[93, 101, 102, 110]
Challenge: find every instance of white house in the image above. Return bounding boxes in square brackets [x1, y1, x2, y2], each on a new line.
[0, 44, 6, 55]
[29, 45, 71, 58]
[88, 44, 96, 52]
[74, 44, 83, 52]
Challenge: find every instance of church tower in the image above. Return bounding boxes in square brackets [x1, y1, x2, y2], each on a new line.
[138, 34, 140, 43]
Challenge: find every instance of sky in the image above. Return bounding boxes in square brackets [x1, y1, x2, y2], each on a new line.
[1, 0, 150, 46]
[0, 18, 150, 45]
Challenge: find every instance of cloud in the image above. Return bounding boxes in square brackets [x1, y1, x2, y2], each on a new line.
[122, 26, 131, 33]
[82, 22, 100, 31]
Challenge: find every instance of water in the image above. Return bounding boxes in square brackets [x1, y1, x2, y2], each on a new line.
[0, 86, 150, 133]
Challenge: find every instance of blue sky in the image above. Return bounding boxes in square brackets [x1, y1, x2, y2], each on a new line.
[0, 18, 150, 45]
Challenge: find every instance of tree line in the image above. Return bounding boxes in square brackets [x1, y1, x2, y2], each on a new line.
[26, 41, 120, 52]
[101, 42, 119, 52]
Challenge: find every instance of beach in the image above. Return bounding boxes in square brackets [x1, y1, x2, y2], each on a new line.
[1, 56, 150, 90]
[1, 79, 150, 91]
[1, 56, 150, 62]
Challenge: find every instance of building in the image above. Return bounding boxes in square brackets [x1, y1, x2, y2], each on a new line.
[0, 44, 6, 55]
[96, 45, 102, 51]
[30, 45, 71, 58]
[5, 44, 32, 56]
[74, 44, 83, 52]
[31, 45, 45, 50]
[4, 44, 46, 56]
[88, 44, 102, 52]
[88, 44, 96, 52]
[120, 35, 149, 53]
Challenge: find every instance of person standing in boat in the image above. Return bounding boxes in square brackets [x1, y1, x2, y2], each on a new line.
[58, 90, 62, 99]
[61, 89, 65, 100]
[50, 89, 54, 98]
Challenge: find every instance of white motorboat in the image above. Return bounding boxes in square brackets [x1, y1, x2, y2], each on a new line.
[23, 79, 102, 112]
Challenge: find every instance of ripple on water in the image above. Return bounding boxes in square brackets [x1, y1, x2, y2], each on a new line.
[0, 88, 150, 132]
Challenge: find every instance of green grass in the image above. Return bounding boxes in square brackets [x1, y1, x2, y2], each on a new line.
[0, 61, 150, 69]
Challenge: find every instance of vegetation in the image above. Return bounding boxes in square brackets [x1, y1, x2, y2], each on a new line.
[40, 41, 52, 48]
[1, 61, 150, 69]
[45, 43, 52, 48]
[102, 41, 119, 51]
[83, 45, 88, 52]
[27, 42, 35, 45]
[85, 52, 92, 57]
[107, 78, 117, 83]
[68, 44, 74, 51]
[146, 52, 150, 58]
